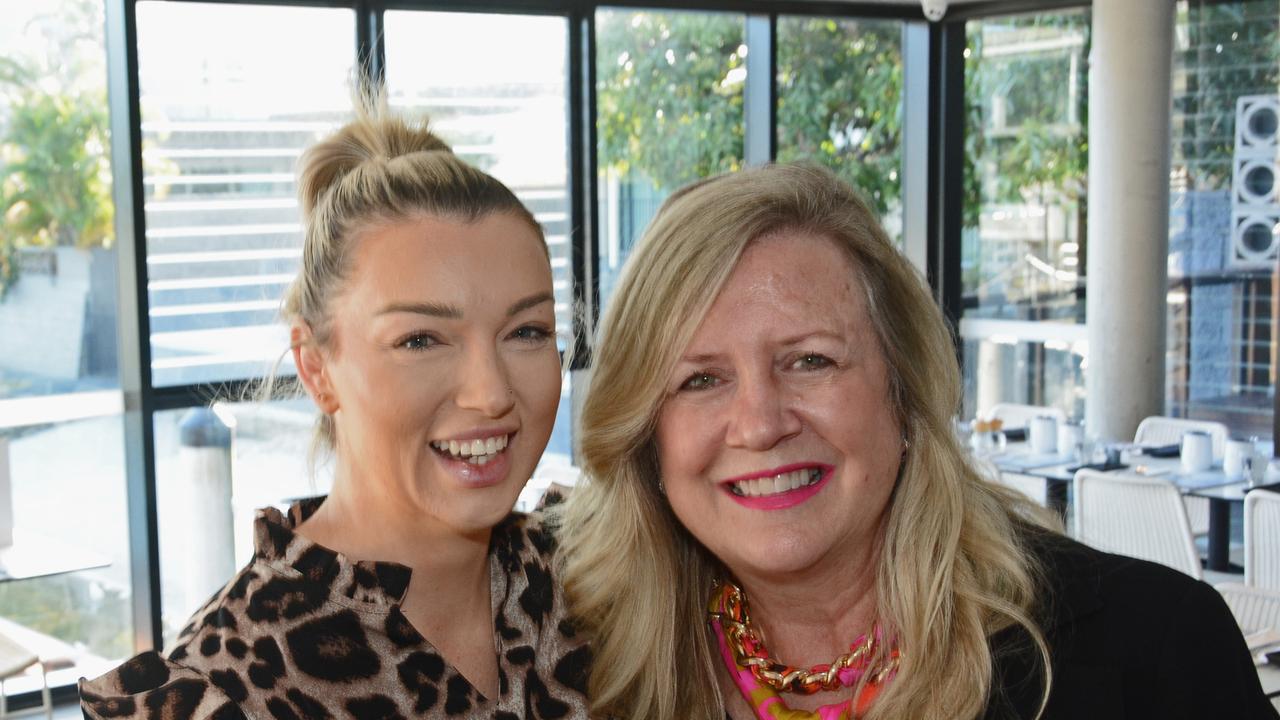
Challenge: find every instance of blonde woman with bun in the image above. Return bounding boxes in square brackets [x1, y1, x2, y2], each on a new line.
[556, 162, 1270, 720]
[80, 96, 589, 719]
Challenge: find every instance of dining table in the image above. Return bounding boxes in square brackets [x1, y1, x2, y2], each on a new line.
[985, 441, 1280, 573]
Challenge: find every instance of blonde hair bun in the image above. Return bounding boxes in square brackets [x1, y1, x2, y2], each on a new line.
[296, 97, 453, 217]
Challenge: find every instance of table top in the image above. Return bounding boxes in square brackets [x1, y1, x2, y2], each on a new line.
[0, 527, 110, 582]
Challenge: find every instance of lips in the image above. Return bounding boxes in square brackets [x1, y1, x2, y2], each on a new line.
[429, 429, 517, 487]
[719, 463, 834, 511]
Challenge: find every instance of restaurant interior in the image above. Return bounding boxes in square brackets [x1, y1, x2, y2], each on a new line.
[0, 0, 1278, 714]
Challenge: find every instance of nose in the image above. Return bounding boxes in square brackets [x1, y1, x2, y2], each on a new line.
[455, 344, 516, 418]
[723, 369, 801, 450]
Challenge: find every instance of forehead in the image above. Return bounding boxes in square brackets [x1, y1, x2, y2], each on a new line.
[696, 230, 867, 333]
[345, 212, 549, 298]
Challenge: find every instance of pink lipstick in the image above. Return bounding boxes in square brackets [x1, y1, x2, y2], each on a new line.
[719, 463, 834, 511]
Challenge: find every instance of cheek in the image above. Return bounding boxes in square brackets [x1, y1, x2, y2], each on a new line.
[655, 404, 711, 486]
[512, 350, 563, 424]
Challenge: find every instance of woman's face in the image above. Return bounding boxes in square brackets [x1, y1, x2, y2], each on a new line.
[308, 212, 561, 535]
[655, 231, 903, 581]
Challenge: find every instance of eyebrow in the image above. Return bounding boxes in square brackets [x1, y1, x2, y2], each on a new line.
[376, 292, 553, 320]
[676, 331, 845, 365]
[506, 292, 555, 317]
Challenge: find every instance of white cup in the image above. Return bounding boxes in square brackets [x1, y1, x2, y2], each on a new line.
[1058, 423, 1083, 461]
[1029, 415, 1058, 455]
[1180, 430, 1213, 473]
[1224, 439, 1253, 479]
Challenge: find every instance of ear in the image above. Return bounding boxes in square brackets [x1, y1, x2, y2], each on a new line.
[292, 322, 339, 414]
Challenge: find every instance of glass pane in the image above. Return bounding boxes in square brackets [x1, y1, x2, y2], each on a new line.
[961, 10, 1090, 418]
[0, 0, 118, 399]
[776, 16, 905, 242]
[596, 8, 746, 307]
[154, 398, 332, 645]
[1168, 0, 1279, 437]
[384, 11, 571, 343]
[1, 415, 132, 686]
[0, 0, 132, 692]
[961, 337, 1086, 422]
[136, 2, 355, 387]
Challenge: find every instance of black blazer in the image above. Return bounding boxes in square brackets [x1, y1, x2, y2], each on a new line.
[989, 529, 1279, 719]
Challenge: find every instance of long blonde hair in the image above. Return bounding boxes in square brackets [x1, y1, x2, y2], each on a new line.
[256, 91, 546, 459]
[556, 163, 1055, 719]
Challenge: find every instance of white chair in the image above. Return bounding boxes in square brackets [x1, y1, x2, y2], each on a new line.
[0, 631, 53, 720]
[1132, 416, 1230, 537]
[1133, 416, 1230, 460]
[982, 403, 1067, 431]
[1072, 469, 1202, 579]
[1214, 582, 1280, 639]
[1246, 489, 1280, 591]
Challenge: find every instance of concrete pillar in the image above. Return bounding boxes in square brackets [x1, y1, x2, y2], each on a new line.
[1085, 0, 1174, 442]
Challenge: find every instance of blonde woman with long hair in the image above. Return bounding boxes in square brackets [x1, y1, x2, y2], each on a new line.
[80, 97, 589, 719]
[557, 163, 1270, 719]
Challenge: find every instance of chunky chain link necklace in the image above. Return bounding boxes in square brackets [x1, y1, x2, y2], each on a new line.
[708, 580, 900, 720]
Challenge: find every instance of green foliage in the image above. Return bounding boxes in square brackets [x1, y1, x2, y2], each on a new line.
[596, 11, 745, 190]
[776, 17, 903, 217]
[1174, 0, 1280, 191]
[0, 0, 113, 298]
[1, 90, 114, 249]
[0, 574, 132, 661]
[965, 13, 1090, 213]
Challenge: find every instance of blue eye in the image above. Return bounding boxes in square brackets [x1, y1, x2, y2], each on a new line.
[680, 372, 718, 391]
[398, 333, 438, 351]
[511, 325, 550, 341]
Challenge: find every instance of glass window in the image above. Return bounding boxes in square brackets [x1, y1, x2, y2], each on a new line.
[384, 11, 574, 462]
[776, 16, 905, 242]
[1168, 0, 1279, 438]
[136, 2, 355, 387]
[960, 10, 1090, 420]
[0, 0, 131, 689]
[154, 398, 330, 645]
[595, 8, 746, 307]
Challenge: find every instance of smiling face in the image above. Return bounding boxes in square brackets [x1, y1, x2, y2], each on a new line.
[654, 230, 903, 582]
[302, 212, 561, 535]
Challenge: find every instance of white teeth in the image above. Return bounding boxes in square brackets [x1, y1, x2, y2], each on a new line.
[731, 469, 822, 498]
[431, 434, 511, 460]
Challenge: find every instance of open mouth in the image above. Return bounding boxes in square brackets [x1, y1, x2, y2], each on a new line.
[429, 433, 511, 466]
[726, 467, 824, 498]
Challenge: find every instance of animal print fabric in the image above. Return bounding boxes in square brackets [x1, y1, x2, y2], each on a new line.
[79, 499, 591, 719]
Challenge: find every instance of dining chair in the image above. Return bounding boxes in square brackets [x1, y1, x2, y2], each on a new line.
[1072, 469, 1202, 580]
[0, 630, 52, 720]
[1246, 489, 1280, 591]
[1214, 582, 1280, 639]
[1132, 416, 1231, 538]
[982, 403, 1067, 431]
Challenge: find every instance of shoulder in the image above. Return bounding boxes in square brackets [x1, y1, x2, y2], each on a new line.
[79, 651, 246, 720]
[999, 526, 1275, 719]
[1019, 526, 1216, 629]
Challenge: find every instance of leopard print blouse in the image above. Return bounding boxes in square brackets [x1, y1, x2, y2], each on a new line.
[79, 498, 591, 719]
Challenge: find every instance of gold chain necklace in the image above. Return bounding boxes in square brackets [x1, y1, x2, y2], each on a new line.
[708, 581, 899, 695]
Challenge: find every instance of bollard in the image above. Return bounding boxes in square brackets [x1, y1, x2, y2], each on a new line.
[178, 407, 235, 608]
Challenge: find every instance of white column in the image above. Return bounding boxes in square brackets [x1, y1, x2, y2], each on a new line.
[1085, 0, 1174, 442]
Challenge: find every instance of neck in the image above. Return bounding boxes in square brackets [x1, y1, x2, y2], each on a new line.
[298, 463, 493, 600]
[730, 533, 883, 668]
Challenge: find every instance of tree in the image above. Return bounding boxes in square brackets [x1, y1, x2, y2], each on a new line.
[0, 0, 114, 297]
[776, 17, 903, 218]
[596, 11, 745, 190]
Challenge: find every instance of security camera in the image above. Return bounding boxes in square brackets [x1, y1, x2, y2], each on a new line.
[921, 0, 948, 21]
